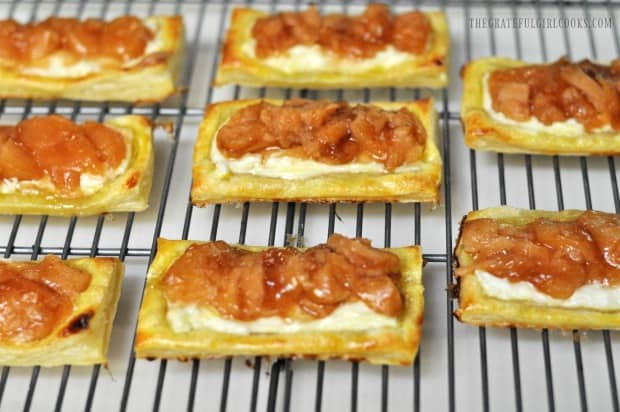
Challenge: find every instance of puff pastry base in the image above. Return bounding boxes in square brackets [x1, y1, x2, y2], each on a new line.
[0, 115, 154, 216]
[454, 206, 620, 330]
[191, 98, 442, 204]
[0, 257, 124, 367]
[0, 16, 184, 103]
[461, 57, 620, 156]
[135, 238, 424, 365]
[215, 8, 449, 89]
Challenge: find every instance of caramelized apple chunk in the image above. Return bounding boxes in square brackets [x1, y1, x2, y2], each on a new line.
[0, 16, 153, 64]
[457, 210, 620, 299]
[489, 58, 620, 131]
[216, 100, 426, 171]
[252, 4, 431, 59]
[0, 115, 126, 192]
[0, 256, 91, 344]
[161, 235, 404, 321]
[0, 127, 44, 181]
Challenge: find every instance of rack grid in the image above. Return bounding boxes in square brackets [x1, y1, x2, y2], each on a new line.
[0, 0, 618, 411]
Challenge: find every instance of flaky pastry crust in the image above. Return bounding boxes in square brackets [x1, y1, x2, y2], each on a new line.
[191, 98, 442, 204]
[454, 206, 620, 330]
[135, 238, 424, 366]
[0, 257, 124, 367]
[0, 115, 154, 216]
[461, 57, 620, 155]
[0, 16, 184, 103]
[215, 8, 448, 89]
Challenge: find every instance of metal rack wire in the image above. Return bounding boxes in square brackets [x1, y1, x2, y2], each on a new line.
[0, 0, 617, 411]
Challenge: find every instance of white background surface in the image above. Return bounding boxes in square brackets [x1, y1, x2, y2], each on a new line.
[0, 1, 619, 411]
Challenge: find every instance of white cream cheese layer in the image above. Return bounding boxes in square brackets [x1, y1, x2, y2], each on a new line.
[19, 18, 165, 79]
[476, 270, 620, 311]
[211, 137, 421, 179]
[0, 127, 131, 196]
[482, 73, 612, 136]
[0, 177, 55, 195]
[242, 39, 420, 74]
[167, 301, 398, 335]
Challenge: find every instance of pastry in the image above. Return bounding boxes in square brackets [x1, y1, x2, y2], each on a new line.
[0, 15, 184, 103]
[461, 57, 620, 155]
[191, 98, 442, 204]
[0, 255, 124, 366]
[454, 206, 620, 330]
[135, 235, 424, 365]
[215, 4, 448, 89]
[0, 114, 154, 216]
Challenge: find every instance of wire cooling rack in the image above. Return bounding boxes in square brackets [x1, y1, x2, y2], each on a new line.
[0, 0, 618, 411]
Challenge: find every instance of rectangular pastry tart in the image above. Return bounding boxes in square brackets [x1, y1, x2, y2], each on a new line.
[0, 114, 154, 216]
[215, 4, 448, 89]
[461, 57, 620, 155]
[191, 98, 442, 204]
[135, 235, 423, 365]
[0, 15, 184, 103]
[0, 255, 124, 366]
[454, 206, 620, 330]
